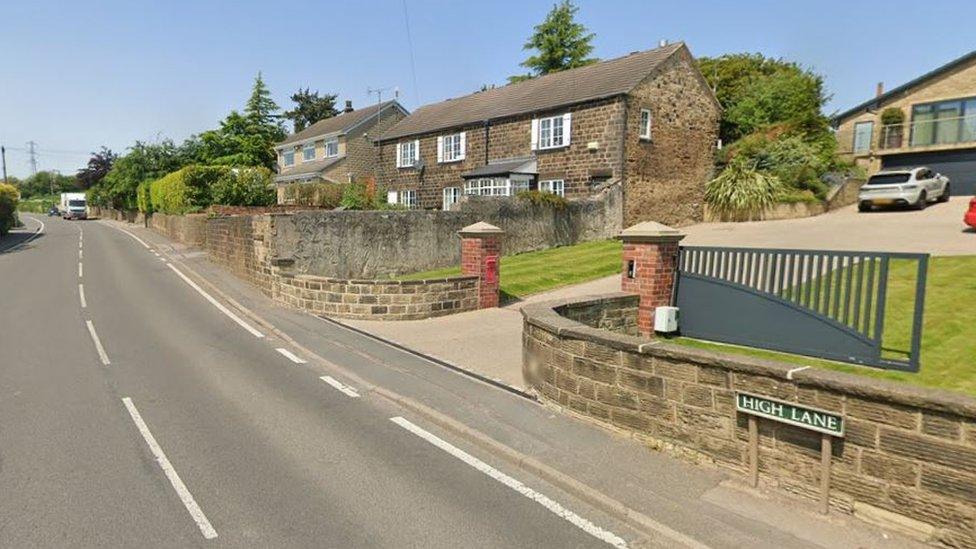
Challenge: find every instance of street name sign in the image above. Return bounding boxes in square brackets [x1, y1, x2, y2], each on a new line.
[736, 392, 844, 437]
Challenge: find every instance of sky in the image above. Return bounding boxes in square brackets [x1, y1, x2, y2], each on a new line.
[0, 0, 972, 178]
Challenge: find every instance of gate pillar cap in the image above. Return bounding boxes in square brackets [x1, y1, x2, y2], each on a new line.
[459, 221, 504, 237]
[619, 221, 685, 243]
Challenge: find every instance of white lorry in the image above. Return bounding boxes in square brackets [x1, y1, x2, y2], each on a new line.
[60, 192, 88, 220]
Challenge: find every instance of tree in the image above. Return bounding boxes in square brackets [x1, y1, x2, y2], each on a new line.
[15, 171, 77, 198]
[198, 72, 286, 169]
[283, 88, 338, 132]
[509, 0, 597, 84]
[94, 140, 185, 209]
[76, 147, 118, 189]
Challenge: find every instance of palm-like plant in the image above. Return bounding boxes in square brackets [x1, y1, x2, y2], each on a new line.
[705, 159, 784, 221]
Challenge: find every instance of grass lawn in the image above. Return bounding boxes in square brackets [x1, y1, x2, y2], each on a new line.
[17, 194, 60, 213]
[673, 255, 976, 396]
[400, 239, 622, 298]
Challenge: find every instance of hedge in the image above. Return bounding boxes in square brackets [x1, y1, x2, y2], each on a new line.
[149, 165, 228, 214]
[0, 183, 21, 235]
[210, 167, 275, 207]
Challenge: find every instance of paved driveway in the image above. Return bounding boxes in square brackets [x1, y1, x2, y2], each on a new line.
[683, 197, 974, 256]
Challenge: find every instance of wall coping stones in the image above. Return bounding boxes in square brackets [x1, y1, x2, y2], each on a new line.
[618, 221, 685, 243]
[522, 293, 976, 419]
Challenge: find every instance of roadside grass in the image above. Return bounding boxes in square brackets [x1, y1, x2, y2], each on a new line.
[672, 255, 976, 396]
[17, 194, 60, 213]
[399, 239, 622, 298]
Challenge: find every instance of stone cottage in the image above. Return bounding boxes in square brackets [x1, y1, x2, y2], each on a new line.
[376, 42, 720, 226]
[274, 100, 408, 202]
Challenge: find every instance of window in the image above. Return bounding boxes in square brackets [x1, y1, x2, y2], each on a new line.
[639, 109, 652, 140]
[910, 97, 976, 146]
[325, 138, 339, 158]
[396, 140, 419, 167]
[463, 177, 527, 196]
[399, 189, 417, 208]
[282, 150, 295, 166]
[853, 121, 873, 154]
[538, 179, 565, 197]
[302, 143, 315, 162]
[532, 113, 572, 150]
[442, 187, 460, 210]
[437, 132, 466, 162]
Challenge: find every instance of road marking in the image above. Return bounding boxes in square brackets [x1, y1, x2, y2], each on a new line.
[79, 240, 83, 249]
[121, 397, 218, 540]
[79, 249, 83, 259]
[85, 320, 110, 365]
[0, 216, 44, 253]
[106, 222, 151, 249]
[320, 376, 360, 398]
[158, 257, 167, 262]
[78, 262, 83, 278]
[275, 347, 307, 364]
[165, 263, 264, 338]
[79, 284, 87, 308]
[390, 416, 628, 548]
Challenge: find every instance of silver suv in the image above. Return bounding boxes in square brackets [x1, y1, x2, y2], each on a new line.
[858, 167, 950, 212]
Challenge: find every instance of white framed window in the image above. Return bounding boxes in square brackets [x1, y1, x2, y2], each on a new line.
[442, 186, 460, 210]
[399, 189, 417, 208]
[325, 138, 339, 158]
[853, 121, 874, 154]
[302, 143, 315, 161]
[396, 140, 420, 168]
[437, 132, 466, 163]
[538, 179, 565, 197]
[282, 150, 295, 167]
[531, 113, 572, 150]
[463, 177, 527, 197]
[639, 109, 652, 140]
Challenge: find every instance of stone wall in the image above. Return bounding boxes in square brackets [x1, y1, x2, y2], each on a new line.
[703, 201, 827, 222]
[522, 294, 976, 547]
[272, 184, 621, 279]
[149, 213, 208, 248]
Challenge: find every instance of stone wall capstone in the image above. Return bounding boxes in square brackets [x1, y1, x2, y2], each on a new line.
[522, 294, 976, 547]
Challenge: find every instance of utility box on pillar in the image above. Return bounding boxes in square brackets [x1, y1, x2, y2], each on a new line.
[619, 221, 685, 337]
[459, 221, 504, 309]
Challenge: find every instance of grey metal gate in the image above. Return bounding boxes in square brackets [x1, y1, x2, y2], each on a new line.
[675, 246, 928, 372]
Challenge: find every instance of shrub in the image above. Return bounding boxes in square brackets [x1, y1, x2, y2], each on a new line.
[0, 183, 20, 235]
[211, 167, 275, 207]
[136, 180, 153, 213]
[726, 131, 832, 199]
[340, 180, 387, 210]
[881, 107, 905, 126]
[705, 159, 784, 219]
[516, 190, 568, 209]
[282, 182, 342, 208]
[150, 165, 229, 214]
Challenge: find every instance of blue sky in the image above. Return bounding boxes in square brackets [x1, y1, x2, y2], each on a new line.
[0, 0, 972, 178]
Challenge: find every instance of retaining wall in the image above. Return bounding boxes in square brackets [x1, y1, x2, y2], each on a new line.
[149, 213, 208, 248]
[522, 293, 976, 546]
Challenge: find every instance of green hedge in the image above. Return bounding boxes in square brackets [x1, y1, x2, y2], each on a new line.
[136, 180, 153, 214]
[149, 165, 228, 214]
[0, 183, 20, 235]
[211, 167, 275, 207]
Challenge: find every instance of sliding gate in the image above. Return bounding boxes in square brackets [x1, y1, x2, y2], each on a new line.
[674, 246, 928, 372]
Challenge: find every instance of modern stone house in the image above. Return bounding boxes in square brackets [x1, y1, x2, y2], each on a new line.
[376, 42, 721, 226]
[274, 100, 408, 202]
[833, 50, 976, 196]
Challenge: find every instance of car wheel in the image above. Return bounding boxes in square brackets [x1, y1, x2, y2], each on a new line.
[938, 183, 951, 202]
[858, 202, 871, 212]
[914, 191, 928, 210]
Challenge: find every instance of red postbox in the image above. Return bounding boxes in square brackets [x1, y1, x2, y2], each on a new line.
[484, 255, 499, 284]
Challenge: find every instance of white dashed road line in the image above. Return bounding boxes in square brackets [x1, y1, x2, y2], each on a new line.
[319, 376, 360, 398]
[85, 320, 110, 365]
[275, 348, 307, 364]
[79, 284, 87, 308]
[78, 262, 83, 278]
[121, 397, 218, 540]
[165, 263, 264, 338]
[389, 416, 628, 548]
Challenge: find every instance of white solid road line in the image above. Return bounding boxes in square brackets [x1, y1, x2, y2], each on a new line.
[78, 262, 83, 278]
[121, 397, 218, 540]
[79, 284, 87, 308]
[85, 320, 110, 365]
[107, 222, 152, 249]
[275, 347, 307, 364]
[320, 376, 360, 398]
[1, 216, 45, 253]
[165, 263, 264, 338]
[389, 416, 629, 548]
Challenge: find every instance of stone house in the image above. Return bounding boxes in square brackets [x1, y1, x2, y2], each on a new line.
[376, 42, 721, 226]
[274, 100, 408, 202]
[832, 50, 976, 196]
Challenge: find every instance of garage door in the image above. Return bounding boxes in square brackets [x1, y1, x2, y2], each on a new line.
[881, 148, 976, 196]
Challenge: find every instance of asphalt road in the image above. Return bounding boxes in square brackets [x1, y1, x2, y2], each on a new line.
[0, 216, 923, 548]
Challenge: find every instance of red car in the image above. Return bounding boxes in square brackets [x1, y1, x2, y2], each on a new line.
[967, 197, 976, 229]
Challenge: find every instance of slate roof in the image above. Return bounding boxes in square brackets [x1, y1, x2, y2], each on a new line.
[275, 156, 344, 182]
[462, 157, 537, 178]
[279, 100, 406, 146]
[380, 42, 688, 141]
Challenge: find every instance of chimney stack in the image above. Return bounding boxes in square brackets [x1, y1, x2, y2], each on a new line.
[344, 100, 354, 113]
[876, 82, 884, 98]
[658, 39, 669, 48]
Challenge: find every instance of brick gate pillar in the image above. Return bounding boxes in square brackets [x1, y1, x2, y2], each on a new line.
[459, 222, 504, 309]
[619, 221, 685, 336]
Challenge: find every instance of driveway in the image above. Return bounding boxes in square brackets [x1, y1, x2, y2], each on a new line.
[683, 197, 974, 256]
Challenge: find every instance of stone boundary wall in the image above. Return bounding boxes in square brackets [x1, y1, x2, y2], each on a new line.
[522, 293, 976, 546]
[702, 178, 866, 223]
[149, 213, 208, 248]
[204, 214, 481, 321]
[826, 177, 866, 210]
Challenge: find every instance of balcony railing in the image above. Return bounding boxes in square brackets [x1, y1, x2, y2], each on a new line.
[876, 114, 976, 151]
